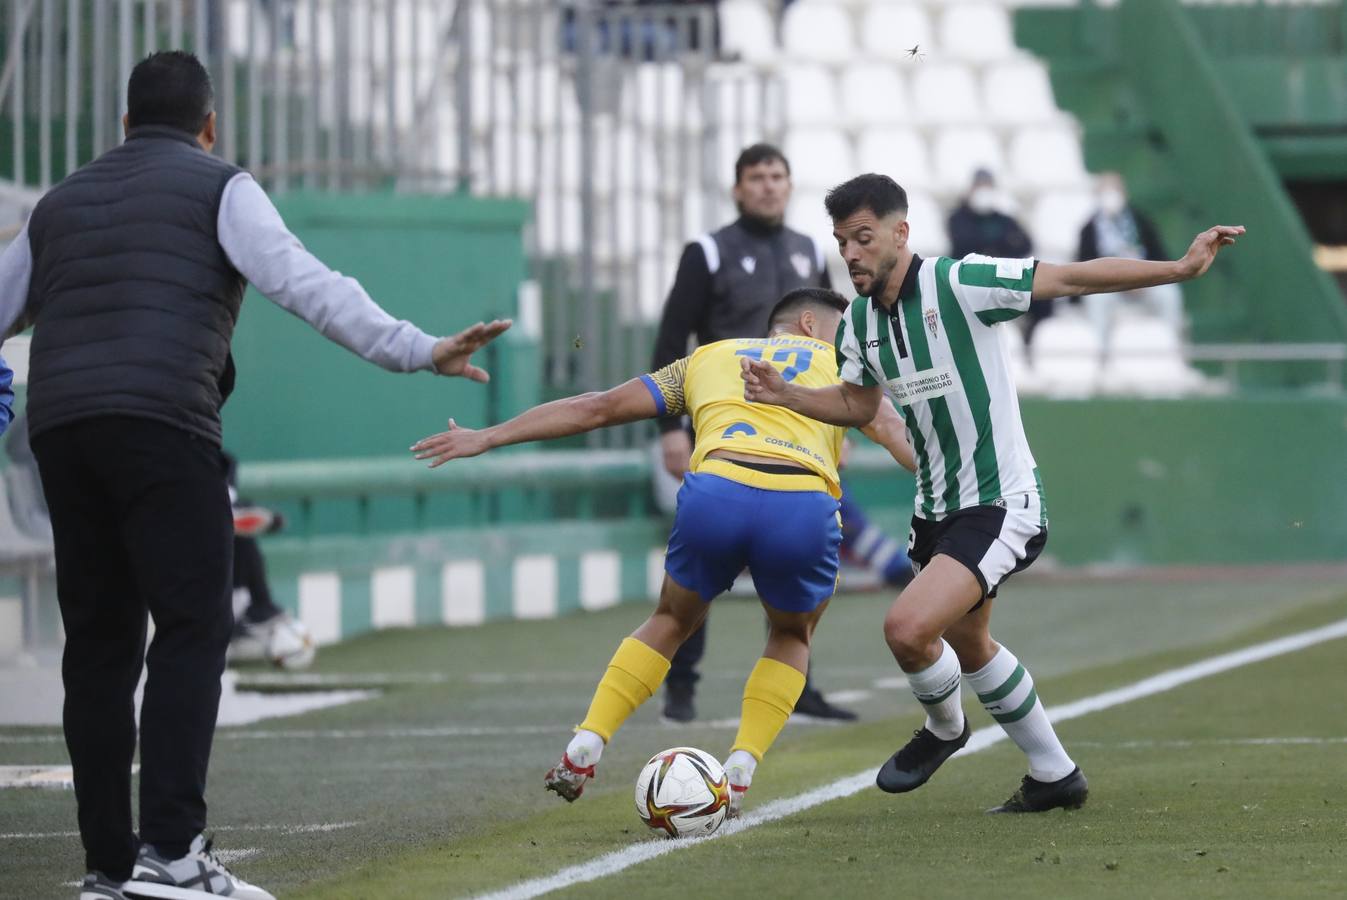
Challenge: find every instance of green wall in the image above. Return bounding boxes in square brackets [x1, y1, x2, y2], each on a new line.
[221, 193, 529, 462]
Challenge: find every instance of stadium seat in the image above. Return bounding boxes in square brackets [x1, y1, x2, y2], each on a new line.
[1030, 312, 1101, 397]
[718, 0, 777, 65]
[706, 67, 775, 128]
[782, 2, 856, 64]
[1100, 315, 1204, 397]
[631, 63, 686, 132]
[859, 5, 934, 61]
[1008, 127, 1088, 190]
[611, 194, 661, 254]
[783, 130, 856, 190]
[983, 61, 1061, 126]
[1029, 189, 1097, 262]
[782, 66, 843, 127]
[486, 127, 539, 196]
[840, 63, 910, 127]
[999, 321, 1044, 395]
[911, 64, 983, 125]
[903, 189, 950, 258]
[856, 127, 934, 192]
[533, 189, 582, 254]
[938, 4, 1017, 63]
[931, 127, 1005, 193]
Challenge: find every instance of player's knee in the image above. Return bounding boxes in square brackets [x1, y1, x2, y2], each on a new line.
[883, 613, 936, 667]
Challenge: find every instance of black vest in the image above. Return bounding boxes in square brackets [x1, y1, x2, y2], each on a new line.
[697, 218, 826, 343]
[24, 126, 246, 444]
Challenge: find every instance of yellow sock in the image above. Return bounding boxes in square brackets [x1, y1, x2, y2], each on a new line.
[578, 637, 671, 742]
[731, 657, 807, 761]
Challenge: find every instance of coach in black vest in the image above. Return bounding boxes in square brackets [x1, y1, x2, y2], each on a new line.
[0, 52, 508, 897]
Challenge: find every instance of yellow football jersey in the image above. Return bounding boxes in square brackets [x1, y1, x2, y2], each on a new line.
[640, 336, 845, 497]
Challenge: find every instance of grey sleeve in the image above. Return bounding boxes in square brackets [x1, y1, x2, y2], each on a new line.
[216, 173, 437, 372]
[0, 225, 34, 344]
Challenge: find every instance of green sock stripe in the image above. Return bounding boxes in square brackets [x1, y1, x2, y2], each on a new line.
[976, 664, 1026, 704]
[916, 681, 960, 707]
[992, 687, 1039, 724]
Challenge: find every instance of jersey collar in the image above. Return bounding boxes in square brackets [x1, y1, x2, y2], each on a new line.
[869, 254, 923, 316]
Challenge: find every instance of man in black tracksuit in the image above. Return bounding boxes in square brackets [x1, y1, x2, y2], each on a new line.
[650, 144, 912, 723]
[0, 52, 508, 898]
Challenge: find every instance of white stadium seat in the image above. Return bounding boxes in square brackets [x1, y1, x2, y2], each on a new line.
[938, 4, 1017, 63]
[999, 321, 1044, 395]
[931, 127, 1005, 193]
[782, 66, 843, 127]
[782, 2, 856, 64]
[903, 189, 950, 258]
[860, 5, 934, 61]
[631, 64, 686, 132]
[1030, 313, 1101, 397]
[1008, 126, 1089, 190]
[1100, 316, 1204, 397]
[856, 127, 935, 192]
[840, 63, 910, 127]
[912, 64, 983, 125]
[983, 61, 1061, 126]
[718, 0, 777, 65]
[783, 130, 856, 190]
[533, 189, 582, 254]
[1029, 190, 1097, 262]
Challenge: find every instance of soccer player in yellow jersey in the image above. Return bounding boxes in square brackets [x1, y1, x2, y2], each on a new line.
[412, 288, 915, 816]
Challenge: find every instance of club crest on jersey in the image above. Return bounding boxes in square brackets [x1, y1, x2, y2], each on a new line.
[740, 256, 757, 274]
[790, 252, 811, 279]
[924, 307, 939, 340]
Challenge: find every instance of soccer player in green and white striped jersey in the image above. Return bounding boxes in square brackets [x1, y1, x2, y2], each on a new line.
[742, 174, 1243, 812]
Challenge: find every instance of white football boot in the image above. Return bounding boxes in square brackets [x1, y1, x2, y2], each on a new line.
[543, 753, 596, 802]
[125, 834, 275, 899]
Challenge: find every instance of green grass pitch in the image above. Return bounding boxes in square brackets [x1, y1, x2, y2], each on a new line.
[3, 572, 1345, 898]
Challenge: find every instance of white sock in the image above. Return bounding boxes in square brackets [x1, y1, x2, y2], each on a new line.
[905, 639, 965, 740]
[965, 645, 1076, 783]
[565, 729, 605, 768]
[724, 749, 757, 787]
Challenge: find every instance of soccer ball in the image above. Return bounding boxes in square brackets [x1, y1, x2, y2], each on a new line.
[634, 747, 730, 838]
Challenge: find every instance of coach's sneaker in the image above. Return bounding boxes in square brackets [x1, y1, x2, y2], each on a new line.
[792, 686, 858, 721]
[987, 767, 1089, 814]
[126, 833, 275, 899]
[875, 720, 971, 794]
[80, 872, 128, 899]
[544, 753, 596, 802]
[661, 683, 696, 723]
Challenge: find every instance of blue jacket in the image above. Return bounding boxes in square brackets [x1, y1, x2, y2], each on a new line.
[0, 355, 13, 438]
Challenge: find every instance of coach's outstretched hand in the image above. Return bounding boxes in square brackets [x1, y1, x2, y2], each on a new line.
[1176, 225, 1245, 281]
[412, 419, 489, 467]
[431, 319, 513, 381]
[741, 355, 789, 406]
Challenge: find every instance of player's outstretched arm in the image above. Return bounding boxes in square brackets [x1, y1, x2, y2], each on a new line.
[741, 356, 881, 427]
[411, 377, 659, 468]
[1031, 224, 1245, 301]
[859, 397, 916, 474]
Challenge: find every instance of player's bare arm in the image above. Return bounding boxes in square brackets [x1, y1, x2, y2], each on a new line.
[430, 318, 514, 381]
[1031, 224, 1245, 300]
[860, 397, 917, 474]
[740, 355, 881, 427]
[412, 377, 657, 467]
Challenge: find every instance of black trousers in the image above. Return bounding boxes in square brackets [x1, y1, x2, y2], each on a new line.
[32, 417, 234, 880]
[233, 535, 281, 623]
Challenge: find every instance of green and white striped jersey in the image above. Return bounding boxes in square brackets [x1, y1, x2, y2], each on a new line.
[835, 254, 1046, 521]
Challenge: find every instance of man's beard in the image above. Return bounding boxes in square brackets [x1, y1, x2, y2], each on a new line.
[855, 255, 897, 299]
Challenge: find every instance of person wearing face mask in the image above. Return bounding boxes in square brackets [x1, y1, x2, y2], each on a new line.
[947, 169, 1032, 262]
[1076, 172, 1184, 343]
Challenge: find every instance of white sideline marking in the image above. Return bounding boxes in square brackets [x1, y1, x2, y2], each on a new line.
[473, 616, 1347, 900]
[1, 820, 361, 840]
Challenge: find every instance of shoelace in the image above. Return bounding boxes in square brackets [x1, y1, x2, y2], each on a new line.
[197, 834, 238, 879]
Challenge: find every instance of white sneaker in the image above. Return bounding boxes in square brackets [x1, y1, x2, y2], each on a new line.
[80, 872, 128, 899]
[228, 612, 316, 670]
[125, 834, 275, 899]
[543, 752, 595, 802]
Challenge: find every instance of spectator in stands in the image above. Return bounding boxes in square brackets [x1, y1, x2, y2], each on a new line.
[947, 168, 1032, 261]
[1076, 172, 1184, 343]
[947, 169, 1050, 338]
[0, 355, 11, 438]
[650, 142, 913, 724]
[0, 51, 509, 900]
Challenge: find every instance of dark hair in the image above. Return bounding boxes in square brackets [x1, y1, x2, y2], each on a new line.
[767, 287, 849, 332]
[824, 173, 908, 222]
[127, 51, 214, 134]
[735, 143, 790, 184]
